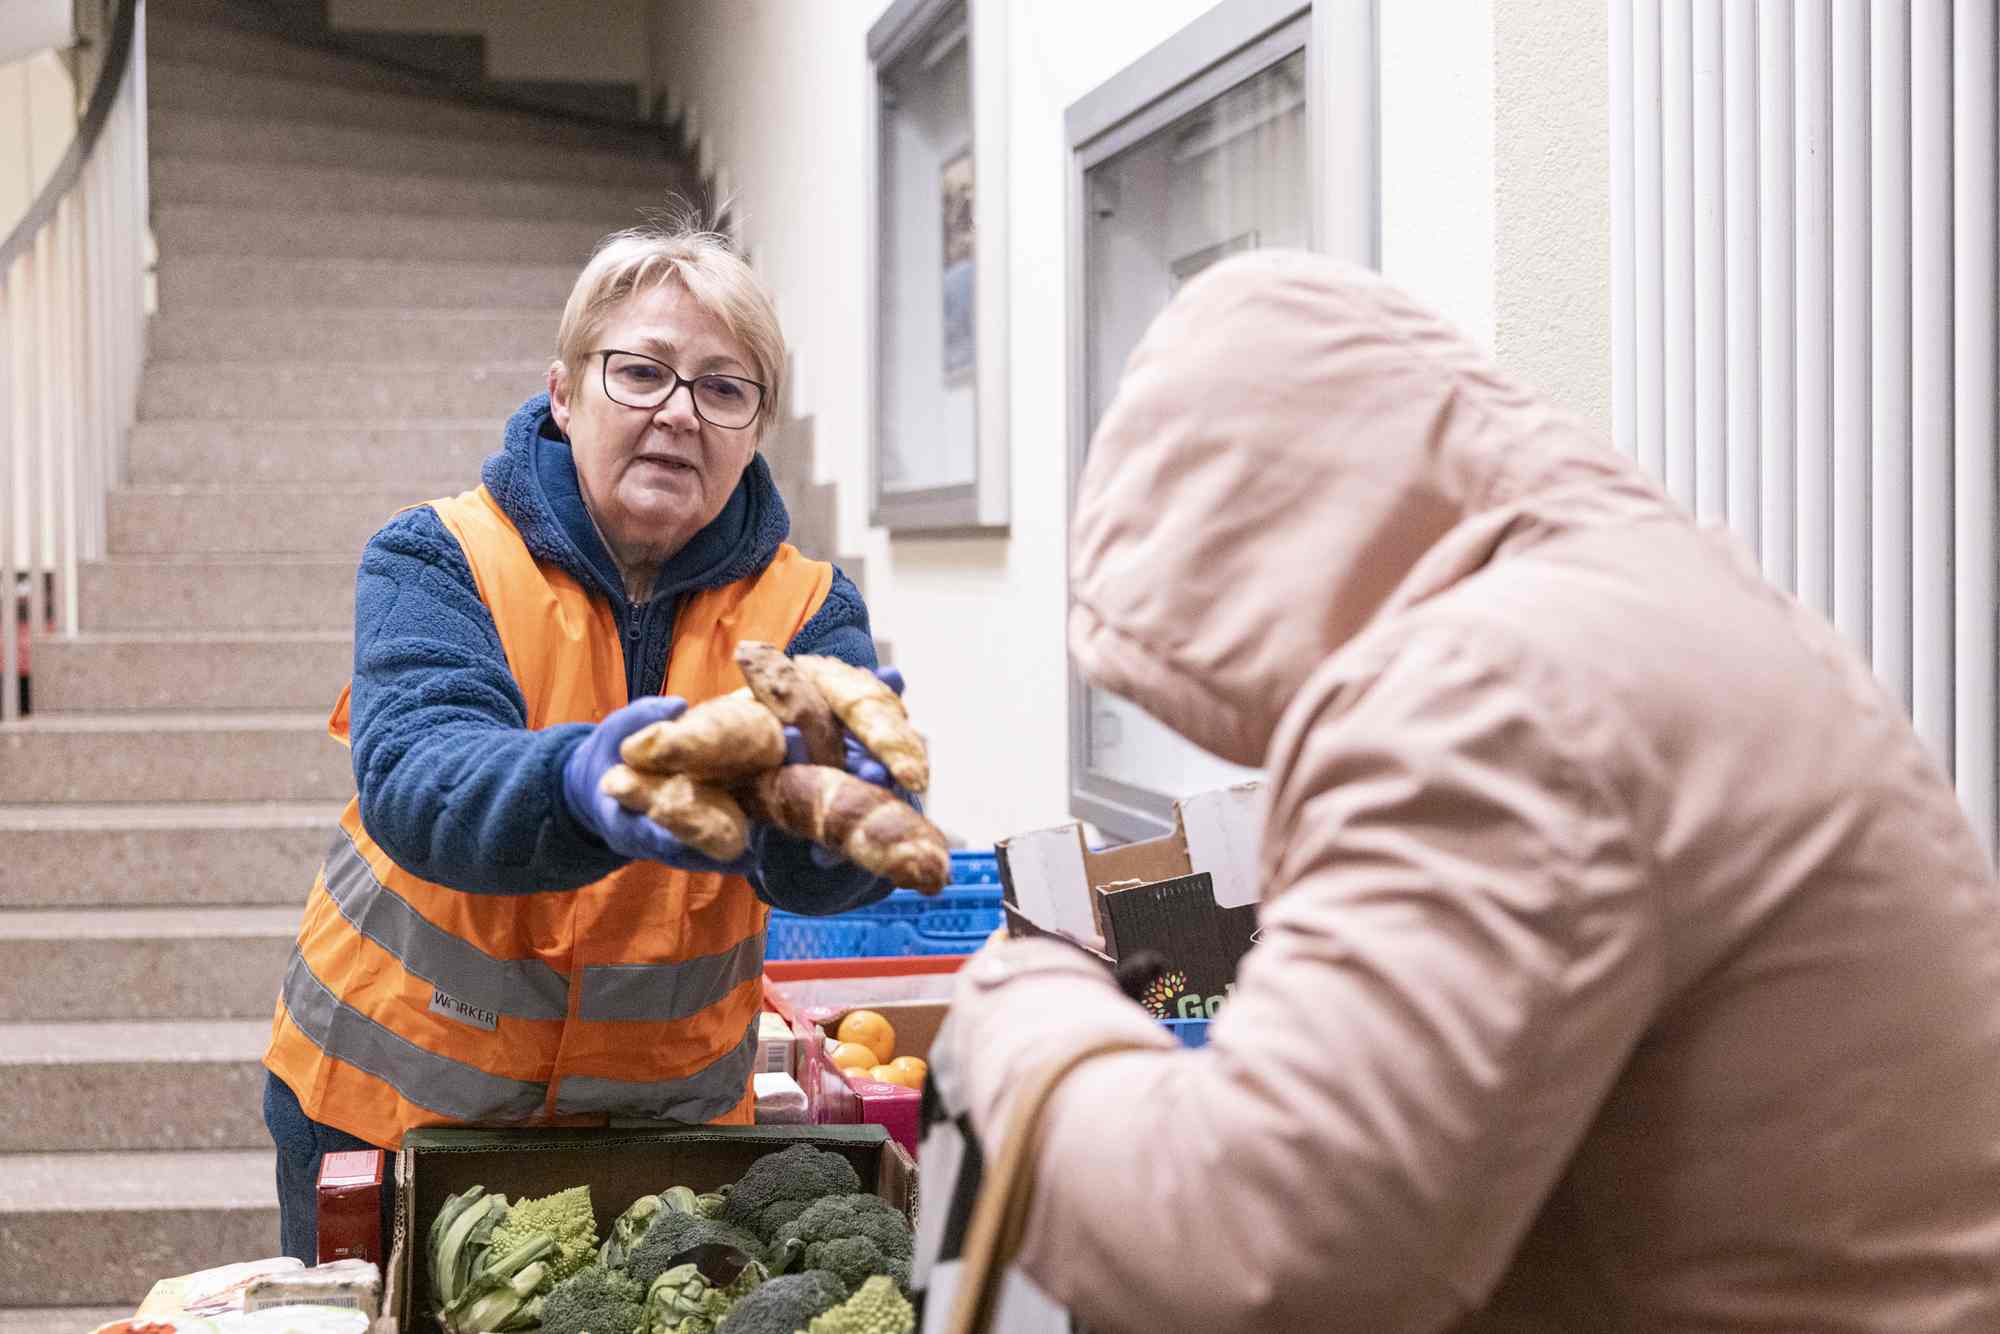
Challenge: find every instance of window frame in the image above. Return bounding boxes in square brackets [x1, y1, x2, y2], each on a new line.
[1063, 0, 1378, 840]
[866, 0, 1011, 534]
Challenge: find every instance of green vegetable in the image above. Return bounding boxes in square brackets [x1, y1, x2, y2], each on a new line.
[626, 1210, 770, 1289]
[492, 1184, 600, 1285]
[770, 1195, 913, 1295]
[694, 1191, 728, 1219]
[640, 1262, 733, 1334]
[539, 1263, 647, 1334]
[601, 1194, 666, 1269]
[719, 1146, 863, 1244]
[806, 1276, 916, 1334]
[435, 1192, 512, 1311]
[440, 1232, 557, 1333]
[713, 1270, 847, 1334]
[429, 1187, 490, 1310]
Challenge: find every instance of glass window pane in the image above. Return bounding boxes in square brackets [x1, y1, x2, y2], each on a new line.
[1080, 48, 1308, 800]
[879, 4, 977, 496]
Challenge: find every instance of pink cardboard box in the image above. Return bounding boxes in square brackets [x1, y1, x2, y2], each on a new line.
[792, 999, 947, 1156]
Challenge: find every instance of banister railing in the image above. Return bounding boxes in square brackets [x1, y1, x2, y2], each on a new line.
[1, 0, 146, 721]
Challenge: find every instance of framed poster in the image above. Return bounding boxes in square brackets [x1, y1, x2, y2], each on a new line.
[940, 146, 976, 382]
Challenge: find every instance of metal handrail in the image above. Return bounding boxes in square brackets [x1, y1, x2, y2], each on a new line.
[2, 0, 149, 721]
[0, 0, 138, 275]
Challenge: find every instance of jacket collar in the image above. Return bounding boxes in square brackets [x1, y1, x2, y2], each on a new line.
[482, 393, 792, 606]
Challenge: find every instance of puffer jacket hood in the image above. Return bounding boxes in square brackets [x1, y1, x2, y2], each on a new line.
[1069, 251, 1668, 765]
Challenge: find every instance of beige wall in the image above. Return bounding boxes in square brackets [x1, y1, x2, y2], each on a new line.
[648, 0, 1610, 844]
[1494, 0, 1612, 430]
[326, 0, 650, 93]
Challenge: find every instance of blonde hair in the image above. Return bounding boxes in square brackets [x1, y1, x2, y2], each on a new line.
[555, 216, 785, 431]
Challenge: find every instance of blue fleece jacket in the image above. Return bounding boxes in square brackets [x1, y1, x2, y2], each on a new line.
[346, 394, 888, 914]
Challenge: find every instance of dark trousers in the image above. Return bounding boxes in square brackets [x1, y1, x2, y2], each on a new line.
[263, 1070, 396, 1264]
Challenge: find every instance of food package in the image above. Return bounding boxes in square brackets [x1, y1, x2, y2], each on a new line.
[243, 1260, 381, 1319]
[753, 1071, 810, 1124]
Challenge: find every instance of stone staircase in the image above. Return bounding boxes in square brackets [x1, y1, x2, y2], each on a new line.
[0, 6, 855, 1328]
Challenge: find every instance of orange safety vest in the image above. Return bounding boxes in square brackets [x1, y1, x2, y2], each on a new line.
[264, 484, 833, 1149]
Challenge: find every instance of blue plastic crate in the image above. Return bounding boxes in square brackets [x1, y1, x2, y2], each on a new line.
[765, 851, 1004, 960]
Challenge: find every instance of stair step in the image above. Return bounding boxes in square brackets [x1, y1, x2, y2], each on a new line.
[0, 1149, 278, 1306]
[33, 631, 351, 713]
[156, 255, 574, 312]
[139, 360, 545, 422]
[129, 419, 494, 486]
[0, 802, 340, 909]
[0, 907, 298, 1022]
[151, 108, 679, 187]
[151, 153, 680, 226]
[155, 203, 609, 266]
[107, 484, 427, 556]
[789, 481, 839, 563]
[0, 713, 352, 805]
[148, 57, 667, 154]
[149, 308, 556, 365]
[147, 13, 472, 95]
[0, 1019, 270, 1151]
[80, 557, 355, 632]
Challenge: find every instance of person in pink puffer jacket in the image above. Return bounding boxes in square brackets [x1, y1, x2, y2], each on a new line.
[943, 252, 2000, 1332]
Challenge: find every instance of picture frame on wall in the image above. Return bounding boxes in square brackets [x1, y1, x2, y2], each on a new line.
[941, 146, 976, 383]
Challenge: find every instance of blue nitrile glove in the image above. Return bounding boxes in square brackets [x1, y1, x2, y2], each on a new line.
[780, 666, 923, 871]
[560, 695, 764, 877]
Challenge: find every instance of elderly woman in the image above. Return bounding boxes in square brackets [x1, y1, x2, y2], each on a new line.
[942, 254, 2000, 1331]
[261, 224, 897, 1260]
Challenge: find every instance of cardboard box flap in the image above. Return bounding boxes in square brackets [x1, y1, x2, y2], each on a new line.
[1177, 783, 1264, 909]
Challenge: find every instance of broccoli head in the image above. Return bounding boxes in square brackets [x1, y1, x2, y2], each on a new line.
[491, 1184, 600, 1285]
[806, 1276, 915, 1334]
[625, 1209, 768, 1289]
[714, 1270, 847, 1334]
[539, 1263, 646, 1334]
[771, 1195, 914, 1294]
[718, 1145, 863, 1243]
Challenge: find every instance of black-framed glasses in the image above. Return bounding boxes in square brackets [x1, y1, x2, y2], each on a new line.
[595, 349, 767, 429]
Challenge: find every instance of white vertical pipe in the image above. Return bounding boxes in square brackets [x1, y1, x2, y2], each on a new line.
[55, 197, 78, 636]
[1663, 0, 1697, 508]
[28, 230, 51, 648]
[1, 261, 17, 723]
[1724, 0, 1761, 548]
[1911, 0, 1954, 768]
[1831, 0, 1871, 651]
[1872, 0, 1912, 709]
[1953, 0, 1996, 858]
[1693, 0, 1726, 523]
[1612, 0, 1637, 460]
[1636, 0, 1667, 485]
[1759, 0, 1798, 591]
[1794, 0, 1834, 617]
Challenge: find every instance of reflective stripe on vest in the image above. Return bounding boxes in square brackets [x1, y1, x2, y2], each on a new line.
[266, 481, 833, 1146]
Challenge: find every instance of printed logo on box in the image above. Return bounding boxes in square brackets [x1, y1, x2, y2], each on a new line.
[428, 988, 498, 1031]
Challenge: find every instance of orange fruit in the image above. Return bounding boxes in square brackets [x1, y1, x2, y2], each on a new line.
[836, 1010, 896, 1064]
[887, 1056, 928, 1085]
[865, 1064, 903, 1086]
[830, 1042, 878, 1071]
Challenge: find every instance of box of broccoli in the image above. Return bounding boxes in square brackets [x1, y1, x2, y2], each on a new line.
[379, 1123, 917, 1333]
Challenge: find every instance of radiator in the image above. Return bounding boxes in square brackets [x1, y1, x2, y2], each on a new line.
[1610, 0, 1999, 855]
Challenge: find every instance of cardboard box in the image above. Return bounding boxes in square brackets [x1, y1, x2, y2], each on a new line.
[793, 1000, 947, 1154]
[998, 783, 1263, 1020]
[375, 1124, 915, 1333]
[317, 1150, 386, 1267]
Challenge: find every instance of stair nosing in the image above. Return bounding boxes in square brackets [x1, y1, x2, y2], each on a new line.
[0, 801, 344, 830]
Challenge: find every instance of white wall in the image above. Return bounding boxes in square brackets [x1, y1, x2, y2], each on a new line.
[650, 0, 1601, 845]
[1495, 0, 1611, 428]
